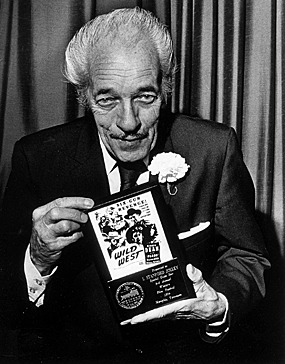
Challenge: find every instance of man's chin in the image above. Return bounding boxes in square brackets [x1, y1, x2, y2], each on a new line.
[116, 153, 147, 163]
[114, 148, 149, 163]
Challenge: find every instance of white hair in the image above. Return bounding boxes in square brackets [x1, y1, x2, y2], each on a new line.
[63, 7, 176, 107]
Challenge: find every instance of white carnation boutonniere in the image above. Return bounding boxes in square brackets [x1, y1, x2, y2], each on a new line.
[148, 152, 190, 195]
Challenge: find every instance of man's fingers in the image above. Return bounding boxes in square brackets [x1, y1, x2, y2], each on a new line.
[186, 264, 204, 285]
[50, 220, 82, 236]
[29, 197, 93, 274]
[120, 319, 132, 326]
[43, 207, 88, 226]
[125, 300, 192, 324]
[34, 197, 94, 218]
[50, 197, 94, 210]
[49, 231, 84, 250]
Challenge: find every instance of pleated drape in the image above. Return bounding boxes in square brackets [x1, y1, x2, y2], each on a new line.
[0, 0, 284, 260]
[168, 0, 285, 261]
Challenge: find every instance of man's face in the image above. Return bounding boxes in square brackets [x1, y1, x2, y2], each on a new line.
[129, 213, 140, 225]
[88, 43, 162, 162]
[133, 231, 143, 244]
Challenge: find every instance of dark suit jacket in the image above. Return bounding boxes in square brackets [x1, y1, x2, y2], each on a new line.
[0, 111, 270, 362]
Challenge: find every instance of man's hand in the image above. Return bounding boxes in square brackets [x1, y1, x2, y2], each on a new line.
[121, 264, 226, 325]
[30, 197, 94, 275]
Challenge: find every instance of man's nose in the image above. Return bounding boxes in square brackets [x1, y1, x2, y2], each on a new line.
[116, 101, 141, 133]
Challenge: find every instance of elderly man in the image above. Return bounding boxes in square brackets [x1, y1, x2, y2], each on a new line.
[0, 7, 270, 363]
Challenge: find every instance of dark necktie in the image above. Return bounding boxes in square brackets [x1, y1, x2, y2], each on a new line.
[118, 161, 147, 191]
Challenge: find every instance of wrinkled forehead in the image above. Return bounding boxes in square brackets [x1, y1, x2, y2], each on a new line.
[89, 40, 161, 83]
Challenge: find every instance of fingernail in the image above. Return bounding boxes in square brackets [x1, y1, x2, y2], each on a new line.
[120, 320, 131, 325]
[81, 213, 88, 222]
[186, 264, 193, 276]
[84, 199, 93, 208]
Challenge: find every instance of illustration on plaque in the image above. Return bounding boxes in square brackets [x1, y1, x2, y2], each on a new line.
[88, 191, 173, 279]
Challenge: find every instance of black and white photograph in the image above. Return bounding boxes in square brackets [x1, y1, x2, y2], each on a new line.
[0, 1, 284, 363]
[89, 189, 173, 279]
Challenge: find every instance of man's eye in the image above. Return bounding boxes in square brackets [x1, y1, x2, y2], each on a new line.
[96, 98, 117, 107]
[136, 94, 157, 104]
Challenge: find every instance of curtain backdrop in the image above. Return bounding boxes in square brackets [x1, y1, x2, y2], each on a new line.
[0, 0, 284, 360]
[1, 0, 283, 257]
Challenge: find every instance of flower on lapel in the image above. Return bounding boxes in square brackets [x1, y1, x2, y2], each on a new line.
[148, 152, 190, 195]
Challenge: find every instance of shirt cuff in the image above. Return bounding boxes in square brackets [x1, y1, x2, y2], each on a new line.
[24, 244, 57, 307]
[205, 292, 230, 337]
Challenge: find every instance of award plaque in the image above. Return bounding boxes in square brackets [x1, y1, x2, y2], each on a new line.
[84, 182, 195, 321]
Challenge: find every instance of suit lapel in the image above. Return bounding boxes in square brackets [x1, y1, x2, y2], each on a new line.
[68, 114, 110, 201]
[150, 111, 174, 205]
[150, 110, 192, 232]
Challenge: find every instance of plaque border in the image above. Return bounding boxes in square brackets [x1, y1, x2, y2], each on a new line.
[83, 182, 195, 321]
